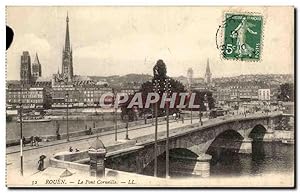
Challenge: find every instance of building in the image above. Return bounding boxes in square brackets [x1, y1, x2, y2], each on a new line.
[187, 68, 194, 88]
[51, 84, 80, 108]
[258, 89, 271, 101]
[119, 87, 139, 95]
[6, 86, 49, 110]
[32, 53, 42, 81]
[79, 85, 113, 107]
[20, 51, 32, 85]
[53, 13, 74, 84]
[51, 81, 115, 108]
[61, 13, 73, 82]
[204, 58, 212, 85]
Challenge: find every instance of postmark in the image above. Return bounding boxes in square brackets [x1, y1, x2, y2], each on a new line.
[217, 13, 263, 61]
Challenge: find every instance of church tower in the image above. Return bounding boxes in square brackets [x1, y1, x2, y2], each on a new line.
[20, 51, 32, 85]
[61, 13, 73, 82]
[187, 68, 194, 88]
[204, 58, 212, 85]
[32, 53, 42, 81]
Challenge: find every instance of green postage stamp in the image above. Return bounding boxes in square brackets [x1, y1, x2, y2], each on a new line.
[222, 13, 263, 61]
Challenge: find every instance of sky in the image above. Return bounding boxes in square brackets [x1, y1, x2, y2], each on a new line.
[6, 6, 294, 80]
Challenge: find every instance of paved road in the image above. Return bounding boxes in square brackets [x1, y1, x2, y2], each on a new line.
[7, 117, 208, 177]
[7, 112, 276, 178]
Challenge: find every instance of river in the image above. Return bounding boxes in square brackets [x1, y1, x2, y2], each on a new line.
[143, 141, 294, 178]
[6, 117, 120, 140]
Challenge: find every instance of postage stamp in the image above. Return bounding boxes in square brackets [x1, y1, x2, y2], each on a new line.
[221, 13, 263, 61]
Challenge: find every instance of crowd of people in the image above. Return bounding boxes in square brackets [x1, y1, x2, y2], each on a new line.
[22, 136, 42, 147]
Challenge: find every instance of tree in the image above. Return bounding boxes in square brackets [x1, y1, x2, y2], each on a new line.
[191, 90, 215, 111]
[277, 83, 294, 102]
[120, 94, 136, 121]
[140, 59, 186, 116]
[153, 59, 167, 80]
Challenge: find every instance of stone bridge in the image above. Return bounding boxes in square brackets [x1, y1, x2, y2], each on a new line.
[105, 113, 291, 177]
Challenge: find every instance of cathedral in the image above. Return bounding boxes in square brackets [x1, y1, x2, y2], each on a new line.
[204, 58, 212, 85]
[53, 13, 74, 84]
[32, 53, 42, 81]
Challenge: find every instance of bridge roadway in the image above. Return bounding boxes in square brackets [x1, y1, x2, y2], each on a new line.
[6, 112, 278, 178]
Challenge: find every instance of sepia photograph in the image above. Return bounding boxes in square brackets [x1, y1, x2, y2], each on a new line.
[5, 6, 295, 188]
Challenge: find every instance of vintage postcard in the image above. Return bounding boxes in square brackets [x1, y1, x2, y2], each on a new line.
[5, 6, 295, 188]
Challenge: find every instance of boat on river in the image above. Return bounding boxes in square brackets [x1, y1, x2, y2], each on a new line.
[17, 116, 51, 123]
[282, 139, 294, 145]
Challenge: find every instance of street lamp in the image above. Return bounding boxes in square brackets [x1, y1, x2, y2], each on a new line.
[125, 114, 129, 140]
[164, 78, 171, 178]
[237, 89, 240, 115]
[65, 93, 69, 142]
[19, 102, 24, 176]
[153, 79, 160, 177]
[188, 91, 193, 124]
[112, 89, 118, 142]
[199, 95, 203, 126]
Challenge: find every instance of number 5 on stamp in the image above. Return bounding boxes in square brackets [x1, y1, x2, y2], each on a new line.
[223, 13, 263, 61]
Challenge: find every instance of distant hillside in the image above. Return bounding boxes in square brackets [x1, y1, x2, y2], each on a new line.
[89, 74, 153, 88]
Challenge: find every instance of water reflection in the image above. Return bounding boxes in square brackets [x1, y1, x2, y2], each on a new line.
[210, 142, 294, 177]
[144, 142, 294, 178]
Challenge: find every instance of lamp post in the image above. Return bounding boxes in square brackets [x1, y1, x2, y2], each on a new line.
[153, 79, 160, 177]
[189, 91, 193, 124]
[19, 102, 24, 176]
[125, 114, 129, 140]
[199, 95, 203, 126]
[151, 104, 154, 126]
[112, 89, 118, 142]
[164, 78, 171, 178]
[65, 93, 69, 142]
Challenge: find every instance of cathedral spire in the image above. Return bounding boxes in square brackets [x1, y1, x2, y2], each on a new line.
[204, 58, 212, 85]
[206, 58, 211, 75]
[34, 53, 40, 65]
[65, 12, 70, 52]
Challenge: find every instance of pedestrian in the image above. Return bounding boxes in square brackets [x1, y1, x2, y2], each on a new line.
[75, 148, 80, 152]
[22, 136, 26, 147]
[37, 155, 46, 171]
[181, 115, 184, 123]
[173, 113, 176, 120]
[30, 136, 35, 146]
[69, 146, 73, 152]
[35, 136, 40, 146]
[56, 127, 61, 140]
[89, 127, 93, 135]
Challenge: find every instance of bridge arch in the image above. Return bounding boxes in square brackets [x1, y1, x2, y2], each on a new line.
[205, 129, 244, 153]
[141, 148, 198, 177]
[205, 129, 245, 164]
[248, 124, 267, 141]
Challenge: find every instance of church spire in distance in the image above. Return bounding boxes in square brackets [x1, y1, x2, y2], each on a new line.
[206, 58, 211, 75]
[65, 12, 70, 52]
[204, 58, 212, 85]
[61, 12, 74, 82]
